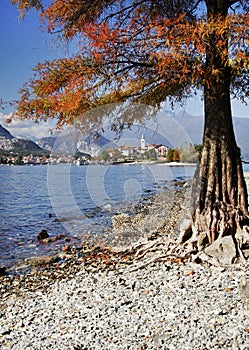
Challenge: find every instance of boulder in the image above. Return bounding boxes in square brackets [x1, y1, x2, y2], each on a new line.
[37, 229, 49, 241]
[41, 235, 65, 244]
[204, 236, 237, 265]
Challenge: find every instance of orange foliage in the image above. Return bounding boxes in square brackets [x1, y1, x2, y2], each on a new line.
[11, 1, 249, 128]
[11, 0, 42, 17]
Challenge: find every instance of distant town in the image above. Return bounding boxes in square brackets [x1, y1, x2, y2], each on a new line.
[0, 126, 200, 165]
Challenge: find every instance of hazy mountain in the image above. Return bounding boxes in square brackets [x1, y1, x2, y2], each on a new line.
[37, 136, 57, 151]
[0, 124, 44, 153]
[233, 118, 249, 161]
[49, 114, 248, 159]
[0, 124, 14, 140]
[38, 131, 115, 155]
[77, 131, 116, 155]
[173, 114, 249, 161]
[1, 112, 248, 160]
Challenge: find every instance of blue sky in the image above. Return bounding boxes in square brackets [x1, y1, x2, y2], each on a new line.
[0, 0, 65, 137]
[0, 1, 62, 108]
[0, 1, 248, 139]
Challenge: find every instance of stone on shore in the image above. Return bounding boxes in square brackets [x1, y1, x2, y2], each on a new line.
[112, 213, 131, 228]
[204, 236, 237, 265]
[0, 266, 6, 276]
[37, 229, 49, 241]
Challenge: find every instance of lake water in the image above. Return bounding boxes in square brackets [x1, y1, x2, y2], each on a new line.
[1, 162, 248, 268]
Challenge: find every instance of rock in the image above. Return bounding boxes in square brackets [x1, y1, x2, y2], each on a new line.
[178, 219, 192, 243]
[25, 255, 59, 266]
[37, 229, 49, 241]
[41, 235, 65, 244]
[239, 278, 249, 308]
[204, 236, 237, 265]
[0, 266, 7, 276]
[174, 180, 187, 187]
[62, 245, 71, 252]
[112, 213, 131, 228]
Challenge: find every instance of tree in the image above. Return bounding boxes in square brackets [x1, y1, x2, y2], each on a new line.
[173, 149, 180, 163]
[11, 1, 249, 257]
[166, 148, 174, 163]
[15, 154, 23, 165]
[179, 143, 200, 163]
[99, 150, 110, 162]
[143, 148, 157, 161]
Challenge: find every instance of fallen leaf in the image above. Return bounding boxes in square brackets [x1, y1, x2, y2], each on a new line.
[186, 269, 195, 276]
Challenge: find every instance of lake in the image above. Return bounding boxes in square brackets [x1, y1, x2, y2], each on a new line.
[1, 162, 248, 268]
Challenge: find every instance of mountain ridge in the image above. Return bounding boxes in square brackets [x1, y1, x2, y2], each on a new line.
[173, 114, 249, 161]
[0, 124, 43, 153]
[0, 113, 248, 160]
[0, 124, 14, 140]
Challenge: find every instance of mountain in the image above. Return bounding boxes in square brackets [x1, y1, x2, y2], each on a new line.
[77, 131, 116, 155]
[233, 118, 249, 161]
[37, 131, 116, 155]
[38, 114, 248, 159]
[12, 139, 43, 152]
[1, 112, 248, 159]
[37, 136, 57, 151]
[0, 125, 44, 153]
[172, 113, 249, 161]
[0, 125, 14, 139]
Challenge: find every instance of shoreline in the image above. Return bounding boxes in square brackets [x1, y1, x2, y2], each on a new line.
[2, 179, 191, 276]
[1, 178, 249, 349]
[2, 170, 249, 274]
[0, 160, 198, 166]
[4, 169, 249, 275]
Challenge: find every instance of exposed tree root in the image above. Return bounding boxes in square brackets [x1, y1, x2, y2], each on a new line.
[113, 221, 249, 274]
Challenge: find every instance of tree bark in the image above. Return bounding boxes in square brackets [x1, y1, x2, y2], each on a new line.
[191, 80, 248, 245]
[185, 0, 249, 250]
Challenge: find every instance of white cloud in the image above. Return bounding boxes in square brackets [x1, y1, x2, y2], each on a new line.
[0, 113, 56, 140]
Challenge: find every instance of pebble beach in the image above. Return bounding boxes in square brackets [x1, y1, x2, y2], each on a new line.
[1, 179, 249, 349]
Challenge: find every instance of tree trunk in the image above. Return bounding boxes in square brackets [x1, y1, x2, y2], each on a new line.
[191, 80, 248, 246]
[183, 0, 249, 252]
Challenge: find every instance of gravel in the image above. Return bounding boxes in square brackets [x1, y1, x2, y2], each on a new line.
[1, 177, 249, 349]
[0, 261, 248, 349]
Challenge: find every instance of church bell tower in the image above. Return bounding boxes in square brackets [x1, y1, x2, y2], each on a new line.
[141, 133, 146, 150]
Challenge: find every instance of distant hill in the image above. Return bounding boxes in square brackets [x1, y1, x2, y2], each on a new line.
[233, 118, 249, 161]
[37, 136, 57, 151]
[38, 130, 116, 156]
[0, 124, 14, 140]
[38, 114, 249, 159]
[0, 124, 44, 154]
[1, 112, 248, 159]
[101, 111, 248, 160]
[172, 113, 249, 161]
